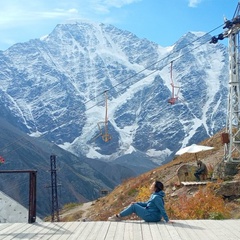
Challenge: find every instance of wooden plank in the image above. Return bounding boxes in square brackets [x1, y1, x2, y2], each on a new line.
[200, 220, 238, 240]
[132, 220, 142, 240]
[67, 222, 86, 239]
[211, 220, 234, 239]
[181, 181, 208, 186]
[43, 222, 70, 240]
[0, 223, 31, 240]
[141, 222, 153, 240]
[0, 223, 12, 231]
[0, 223, 23, 235]
[200, 220, 224, 239]
[217, 219, 240, 239]
[95, 221, 111, 240]
[123, 221, 134, 240]
[31, 222, 58, 239]
[171, 220, 202, 240]
[170, 220, 193, 240]
[52, 221, 79, 240]
[189, 220, 218, 240]
[26, 222, 67, 240]
[13, 222, 49, 240]
[113, 222, 125, 240]
[156, 222, 172, 239]
[165, 222, 182, 240]
[4, 223, 31, 240]
[104, 221, 118, 239]
[85, 221, 104, 240]
[148, 222, 161, 240]
[73, 221, 95, 239]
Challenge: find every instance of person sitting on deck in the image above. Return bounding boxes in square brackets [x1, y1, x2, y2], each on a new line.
[194, 160, 208, 181]
[108, 180, 172, 223]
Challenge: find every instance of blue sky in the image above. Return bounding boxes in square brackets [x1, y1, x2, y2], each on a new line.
[0, 0, 239, 51]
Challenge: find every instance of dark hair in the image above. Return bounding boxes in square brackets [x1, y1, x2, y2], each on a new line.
[197, 160, 202, 165]
[154, 181, 164, 192]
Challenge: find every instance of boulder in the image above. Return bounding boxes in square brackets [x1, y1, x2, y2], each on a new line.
[177, 164, 197, 182]
[215, 181, 240, 199]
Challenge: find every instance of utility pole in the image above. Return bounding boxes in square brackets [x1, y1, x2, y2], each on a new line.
[210, 2, 240, 176]
[50, 154, 59, 222]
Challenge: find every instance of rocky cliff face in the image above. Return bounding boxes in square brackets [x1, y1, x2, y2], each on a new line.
[0, 22, 228, 166]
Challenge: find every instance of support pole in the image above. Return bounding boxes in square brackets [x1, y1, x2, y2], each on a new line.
[50, 154, 59, 222]
[28, 171, 37, 223]
[0, 170, 37, 223]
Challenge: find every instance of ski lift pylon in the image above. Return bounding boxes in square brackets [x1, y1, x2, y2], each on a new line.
[92, 90, 112, 143]
[168, 61, 180, 105]
[102, 90, 111, 142]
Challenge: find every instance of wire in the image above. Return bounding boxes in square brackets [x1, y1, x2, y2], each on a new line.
[0, 23, 225, 157]
[84, 24, 225, 114]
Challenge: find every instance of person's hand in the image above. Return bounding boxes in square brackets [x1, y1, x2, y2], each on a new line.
[167, 220, 174, 224]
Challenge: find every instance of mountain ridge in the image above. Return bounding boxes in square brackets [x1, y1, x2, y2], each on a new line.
[0, 21, 228, 165]
[0, 21, 231, 218]
[0, 117, 151, 217]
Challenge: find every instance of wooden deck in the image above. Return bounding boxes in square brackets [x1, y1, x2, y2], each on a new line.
[181, 181, 208, 186]
[0, 220, 239, 239]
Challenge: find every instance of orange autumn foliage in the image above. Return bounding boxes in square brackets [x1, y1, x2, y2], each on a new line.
[136, 185, 151, 202]
[166, 184, 230, 220]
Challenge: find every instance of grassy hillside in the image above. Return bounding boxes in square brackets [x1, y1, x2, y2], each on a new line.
[59, 130, 240, 221]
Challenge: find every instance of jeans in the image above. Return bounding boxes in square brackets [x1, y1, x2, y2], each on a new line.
[119, 203, 160, 222]
[194, 170, 204, 181]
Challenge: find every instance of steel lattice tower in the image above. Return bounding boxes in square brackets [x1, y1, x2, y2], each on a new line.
[50, 154, 59, 222]
[223, 3, 240, 163]
[210, 3, 240, 177]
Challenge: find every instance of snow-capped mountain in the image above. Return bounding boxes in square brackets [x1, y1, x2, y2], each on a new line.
[0, 21, 228, 165]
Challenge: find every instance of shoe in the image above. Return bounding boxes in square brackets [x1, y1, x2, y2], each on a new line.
[108, 214, 122, 221]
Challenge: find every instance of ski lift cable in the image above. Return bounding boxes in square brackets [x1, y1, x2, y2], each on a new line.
[84, 23, 224, 105]
[0, 179, 30, 202]
[0, 25, 222, 155]
[85, 24, 225, 112]
[0, 23, 224, 157]
[0, 178, 28, 190]
[85, 30, 222, 111]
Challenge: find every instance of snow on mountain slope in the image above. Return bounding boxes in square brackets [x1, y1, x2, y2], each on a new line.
[0, 22, 228, 165]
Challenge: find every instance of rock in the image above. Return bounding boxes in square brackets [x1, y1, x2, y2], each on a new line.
[215, 181, 240, 199]
[177, 164, 197, 182]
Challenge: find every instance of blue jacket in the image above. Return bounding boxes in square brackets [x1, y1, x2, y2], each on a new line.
[137, 191, 169, 222]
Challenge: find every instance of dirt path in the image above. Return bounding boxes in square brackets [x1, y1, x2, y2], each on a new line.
[60, 201, 95, 221]
[80, 201, 95, 221]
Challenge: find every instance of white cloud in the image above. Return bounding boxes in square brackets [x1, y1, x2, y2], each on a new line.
[90, 0, 141, 13]
[188, 0, 202, 8]
[68, 8, 79, 14]
[109, 0, 141, 7]
[34, 9, 79, 19]
[0, 0, 141, 49]
[0, 9, 78, 28]
[0, 0, 140, 27]
[93, 0, 140, 8]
